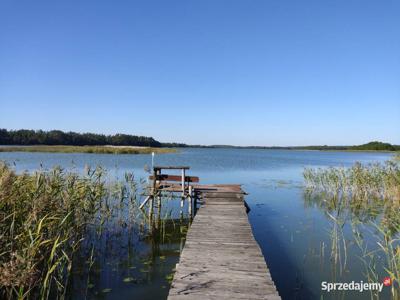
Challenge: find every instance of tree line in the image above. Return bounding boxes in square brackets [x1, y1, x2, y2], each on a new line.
[348, 141, 400, 151]
[0, 129, 162, 147]
[293, 141, 399, 151]
[1, 129, 398, 151]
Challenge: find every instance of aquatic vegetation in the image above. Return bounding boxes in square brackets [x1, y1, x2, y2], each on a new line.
[304, 160, 400, 234]
[123, 277, 136, 283]
[165, 273, 174, 284]
[395, 153, 400, 161]
[304, 160, 400, 205]
[303, 159, 400, 298]
[0, 145, 176, 155]
[0, 162, 106, 299]
[0, 162, 186, 299]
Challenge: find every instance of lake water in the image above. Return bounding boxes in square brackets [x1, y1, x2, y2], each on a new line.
[0, 148, 396, 299]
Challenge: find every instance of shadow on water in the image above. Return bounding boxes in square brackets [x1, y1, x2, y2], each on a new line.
[303, 188, 400, 300]
[248, 179, 399, 300]
[66, 218, 189, 300]
[1, 149, 396, 300]
[248, 201, 316, 300]
[62, 176, 192, 300]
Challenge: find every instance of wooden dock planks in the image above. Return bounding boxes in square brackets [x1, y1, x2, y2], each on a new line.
[167, 187, 281, 300]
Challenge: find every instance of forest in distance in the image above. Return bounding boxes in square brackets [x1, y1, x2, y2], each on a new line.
[0, 128, 399, 151]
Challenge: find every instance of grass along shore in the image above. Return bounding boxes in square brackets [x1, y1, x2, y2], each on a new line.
[0, 161, 185, 299]
[0, 162, 148, 299]
[0, 163, 107, 299]
[0, 145, 177, 154]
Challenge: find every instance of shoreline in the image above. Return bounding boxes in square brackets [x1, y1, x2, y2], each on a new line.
[0, 145, 177, 155]
[0, 145, 398, 155]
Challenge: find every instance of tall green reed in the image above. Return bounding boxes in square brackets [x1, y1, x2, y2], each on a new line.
[303, 158, 400, 299]
[0, 163, 105, 299]
[0, 161, 187, 299]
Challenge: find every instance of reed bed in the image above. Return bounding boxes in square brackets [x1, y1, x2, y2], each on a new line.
[304, 160, 400, 234]
[304, 160, 400, 204]
[303, 158, 400, 298]
[0, 163, 149, 299]
[0, 162, 109, 299]
[0, 145, 176, 155]
[0, 162, 186, 299]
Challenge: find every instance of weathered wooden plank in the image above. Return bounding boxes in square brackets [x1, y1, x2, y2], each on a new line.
[203, 193, 244, 199]
[167, 186, 280, 300]
[154, 166, 190, 170]
[150, 174, 200, 183]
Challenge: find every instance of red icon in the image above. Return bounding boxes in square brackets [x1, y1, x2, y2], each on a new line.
[383, 277, 392, 287]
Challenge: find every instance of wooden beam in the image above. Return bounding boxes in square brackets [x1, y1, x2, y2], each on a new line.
[149, 174, 200, 183]
[139, 195, 152, 210]
[154, 166, 190, 170]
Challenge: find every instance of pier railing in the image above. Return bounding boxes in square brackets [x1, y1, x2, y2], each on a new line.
[139, 165, 198, 219]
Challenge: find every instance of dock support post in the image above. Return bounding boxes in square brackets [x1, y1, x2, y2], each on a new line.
[179, 223, 185, 253]
[156, 195, 161, 228]
[149, 167, 158, 223]
[193, 191, 198, 214]
[148, 194, 154, 220]
[180, 169, 185, 218]
[180, 197, 184, 218]
[188, 185, 193, 218]
[181, 168, 185, 197]
[152, 168, 158, 196]
[157, 194, 161, 215]
[139, 195, 152, 210]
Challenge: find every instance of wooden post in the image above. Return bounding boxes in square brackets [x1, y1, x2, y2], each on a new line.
[155, 195, 161, 229]
[180, 197, 184, 218]
[157, 194, 161, 216]
[188, 185, 193, 218]
[139, 195, 151, 210]
[181, 168, 185, 197]
[179, 223, 184, 253]
[180, 168, 185, 217]
[152, 168, 158, 197]
[139, 167, 158, 210]
[149, 168, 157, 222]
[148, 195, 154, 223]
[194, 191, 198, 214]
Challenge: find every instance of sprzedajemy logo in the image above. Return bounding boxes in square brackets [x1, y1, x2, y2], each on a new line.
[321, 278, 393, 293]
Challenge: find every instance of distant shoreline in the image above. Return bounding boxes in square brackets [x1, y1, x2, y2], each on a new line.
[180, 142, 400, 152]
[0, 145, 177, 155]
[0, 145, 398, 155]
[2, 129, 399, 152]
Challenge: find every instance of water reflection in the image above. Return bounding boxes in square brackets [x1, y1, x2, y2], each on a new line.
[64, 176, 190, 300]
[67, 217, 189, 300]
[304, 189, 399, 299]
[1, 149, 396, 299]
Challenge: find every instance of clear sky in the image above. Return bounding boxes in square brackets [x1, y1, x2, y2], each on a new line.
[0, 0, 399, 146]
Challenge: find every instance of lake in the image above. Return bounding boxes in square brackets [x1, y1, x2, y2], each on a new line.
[0, 148, 396, 299]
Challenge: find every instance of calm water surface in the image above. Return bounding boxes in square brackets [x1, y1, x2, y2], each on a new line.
[0, 148, 395, 299]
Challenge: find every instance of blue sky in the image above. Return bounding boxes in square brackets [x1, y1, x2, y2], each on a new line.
[0, 0, 399, 146]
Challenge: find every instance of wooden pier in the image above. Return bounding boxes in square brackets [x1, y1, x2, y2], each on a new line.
[140, 166, 280, 299]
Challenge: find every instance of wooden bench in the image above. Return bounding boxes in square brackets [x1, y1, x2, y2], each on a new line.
[149, 174, 199, 183]
[151, 166, 198, 194]
[139, 166, 199, 210]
